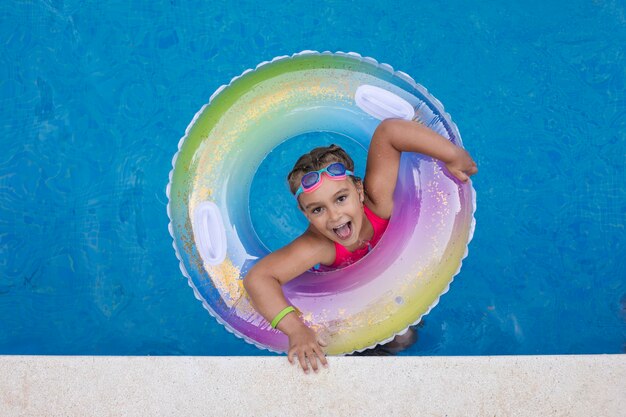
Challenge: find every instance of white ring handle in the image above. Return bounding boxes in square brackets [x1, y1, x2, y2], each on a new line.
[192, 202, 227, 266]
[355, 84, 415, 121]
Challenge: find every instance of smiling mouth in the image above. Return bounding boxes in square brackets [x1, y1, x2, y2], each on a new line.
[332, 221, 353, 240]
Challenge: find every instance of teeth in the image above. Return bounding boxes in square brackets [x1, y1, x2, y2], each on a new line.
[333, 222, 348, 231]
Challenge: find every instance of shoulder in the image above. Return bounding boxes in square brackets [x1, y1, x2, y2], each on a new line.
[362, 167, 395, 219]
[250, 228, 335, 284]
[363, 196, 392, 220]
[297, 228, 336, 266]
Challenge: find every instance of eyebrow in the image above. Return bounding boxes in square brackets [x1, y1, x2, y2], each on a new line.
[304, 188, 350, 210]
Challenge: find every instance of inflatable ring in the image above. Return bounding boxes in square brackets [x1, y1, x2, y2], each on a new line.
[166, 51, 476, 355]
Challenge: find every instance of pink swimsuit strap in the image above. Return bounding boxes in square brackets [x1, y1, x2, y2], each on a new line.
[330, 205, 389, 269]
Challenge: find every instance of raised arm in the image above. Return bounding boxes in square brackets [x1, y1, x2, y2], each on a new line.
[363, 119, 477, 218]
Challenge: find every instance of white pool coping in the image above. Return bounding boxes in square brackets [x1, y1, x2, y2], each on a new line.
[1, 354, 624, 416]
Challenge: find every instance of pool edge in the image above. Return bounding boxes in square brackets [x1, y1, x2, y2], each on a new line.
[1, 354, 624, 416]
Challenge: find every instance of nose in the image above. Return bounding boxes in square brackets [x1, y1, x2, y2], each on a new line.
[327, 205, 342, 223]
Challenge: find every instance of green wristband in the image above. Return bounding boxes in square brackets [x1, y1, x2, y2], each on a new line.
[271, 306, 296, 329]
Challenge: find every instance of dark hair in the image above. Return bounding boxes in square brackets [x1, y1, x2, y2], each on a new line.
[287, 144, 361, 194]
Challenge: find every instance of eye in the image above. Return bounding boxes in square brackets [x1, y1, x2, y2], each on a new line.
[337, 195, 347, 203]
[311, 207, 323, 215]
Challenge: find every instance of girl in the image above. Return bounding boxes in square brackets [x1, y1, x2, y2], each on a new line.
[243, 118, 478, 374]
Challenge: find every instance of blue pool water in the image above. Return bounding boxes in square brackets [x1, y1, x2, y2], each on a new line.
[1, 0, 624, 356]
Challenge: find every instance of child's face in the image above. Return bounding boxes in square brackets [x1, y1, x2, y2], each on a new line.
[298, 175, 366, 247]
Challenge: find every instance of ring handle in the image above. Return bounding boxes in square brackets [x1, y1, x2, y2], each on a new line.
[355, 84, 415, 121]
[192, 202, 227, 265]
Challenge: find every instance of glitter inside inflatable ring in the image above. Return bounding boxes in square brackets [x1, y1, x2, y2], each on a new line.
[166, 51, 476, 355]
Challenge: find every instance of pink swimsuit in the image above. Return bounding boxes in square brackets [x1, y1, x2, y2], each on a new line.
[330, 205, 389, 268]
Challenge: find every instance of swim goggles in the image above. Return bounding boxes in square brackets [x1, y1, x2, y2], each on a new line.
[295, 162, 354, 199]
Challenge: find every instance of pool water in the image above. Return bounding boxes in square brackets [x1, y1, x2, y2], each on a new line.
[1, 0, 624, 355]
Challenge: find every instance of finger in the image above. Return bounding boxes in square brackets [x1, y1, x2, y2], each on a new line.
[316, 335, 328, 347]
[313, 345, 329, 368]
[287, 350, 295, 365]
[456, 171, 469, 182]
[308, 344, 327, 372]
[298, 351, 309, 373]
[308, 349, 320, 373]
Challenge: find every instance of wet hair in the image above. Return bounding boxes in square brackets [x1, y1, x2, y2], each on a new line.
[287, 144, 361, 195]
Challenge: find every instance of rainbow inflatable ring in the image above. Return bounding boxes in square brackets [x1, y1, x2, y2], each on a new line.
[166, 51, 476, 355]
